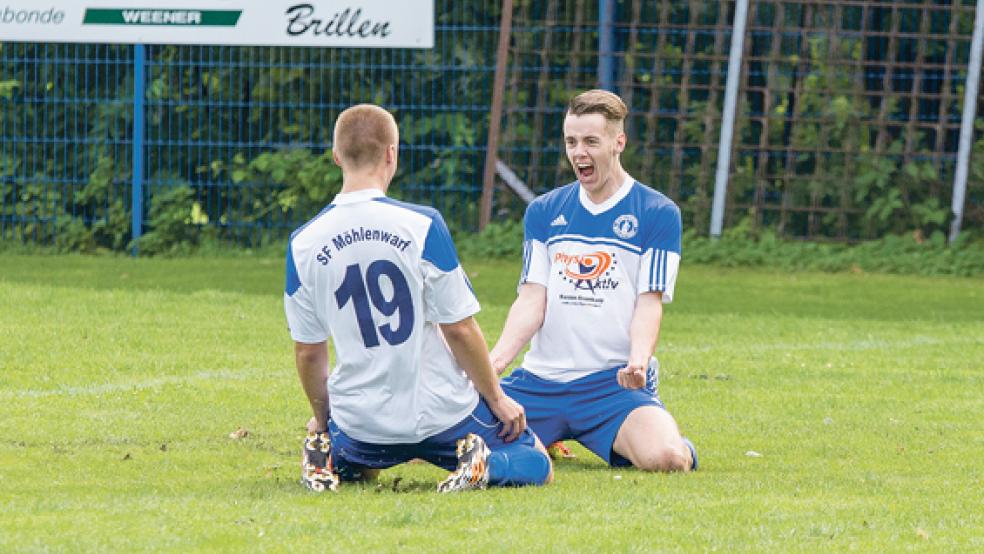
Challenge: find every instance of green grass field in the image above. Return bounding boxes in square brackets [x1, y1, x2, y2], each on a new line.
[1, 253, 982, 552]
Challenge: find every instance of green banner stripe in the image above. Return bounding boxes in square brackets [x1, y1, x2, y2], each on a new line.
[83, 9, 241, 26]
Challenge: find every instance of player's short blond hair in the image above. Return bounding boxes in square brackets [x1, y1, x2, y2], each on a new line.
[332, 104, 398, 170]
[567, 89, 628, 133]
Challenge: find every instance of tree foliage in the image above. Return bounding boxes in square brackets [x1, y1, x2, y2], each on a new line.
[0, 3, 981, 254]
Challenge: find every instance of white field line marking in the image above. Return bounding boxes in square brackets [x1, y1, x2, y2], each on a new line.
[1, 368, 265, 399]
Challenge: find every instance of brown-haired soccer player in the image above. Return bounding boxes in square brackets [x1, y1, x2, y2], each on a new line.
[490, 90, 697, 473]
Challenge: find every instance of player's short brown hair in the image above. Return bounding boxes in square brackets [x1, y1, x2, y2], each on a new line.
[332, 104, 398, 170]
[567, 89, 628, 130]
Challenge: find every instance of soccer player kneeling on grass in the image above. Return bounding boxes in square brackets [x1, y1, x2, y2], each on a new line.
[284, 104, 552, 493]
[490, 90, 697, 473]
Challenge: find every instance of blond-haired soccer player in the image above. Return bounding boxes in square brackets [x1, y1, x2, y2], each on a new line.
[491, 90, 697, 472]
[285, 104, 551, 492]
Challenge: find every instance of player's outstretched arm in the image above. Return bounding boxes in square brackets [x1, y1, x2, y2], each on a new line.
[617, 292, 664, 389]
[295, 341, 330, 432]
[489, 283, 547, 375]
[440, 316, 527, 442]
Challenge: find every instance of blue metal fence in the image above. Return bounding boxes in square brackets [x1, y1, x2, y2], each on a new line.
[1, 2, 500, 250]
[137, 33, 495, 246]
[0, 43, 134, 249]
[1, 1, 981, 250]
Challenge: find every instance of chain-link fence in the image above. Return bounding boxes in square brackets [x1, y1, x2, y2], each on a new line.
[496, 0, 983, 241]
[1, 1, 981, 252]
[1, 3, 500, 250]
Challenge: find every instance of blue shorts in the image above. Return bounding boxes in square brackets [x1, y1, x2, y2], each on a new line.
[500, 365, 663, 467]
[327, 398, 539, 481]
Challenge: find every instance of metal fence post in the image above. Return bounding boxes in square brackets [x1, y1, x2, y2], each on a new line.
[710, 0, 749, 238]
[598, 0, 616, 91]
[480, 0, 514, 230]
[131, 43, 145, 256]
[950, 0, 984, 245]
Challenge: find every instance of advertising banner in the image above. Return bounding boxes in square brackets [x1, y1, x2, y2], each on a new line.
[0, 1, 433, 48]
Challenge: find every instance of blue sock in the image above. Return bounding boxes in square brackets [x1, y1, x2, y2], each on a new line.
[487, 444, 550, 486]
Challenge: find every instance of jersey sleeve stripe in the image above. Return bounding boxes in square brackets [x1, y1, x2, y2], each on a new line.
[648, 248, 656, 290]
[646, 248, 672, 293]
[656, 248, 666, 291]
[284, 204, 336, 297]
[655, 248, 663, 291]
[521, 240, 531, 283]
[285, 242, 302, 296]
[660, 249, 668, 291]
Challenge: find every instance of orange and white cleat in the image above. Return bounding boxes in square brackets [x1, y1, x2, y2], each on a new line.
[437, 433, 491, 493]
[547, 441, 576, 460]
[301, 431, 340, 492]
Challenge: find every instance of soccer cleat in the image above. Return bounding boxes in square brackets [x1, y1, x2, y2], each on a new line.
[301, 431, 340, 492]
[437, 433, 491, 493]
[547, 441, 576, 460]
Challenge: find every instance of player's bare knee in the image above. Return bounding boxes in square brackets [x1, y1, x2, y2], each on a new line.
[537, 451, 554, 485]
[633, 444, 689, 472]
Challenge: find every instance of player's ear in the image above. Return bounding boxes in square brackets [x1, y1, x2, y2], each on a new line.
[614, 131, 627, 154]
[331, 149, 342, 167]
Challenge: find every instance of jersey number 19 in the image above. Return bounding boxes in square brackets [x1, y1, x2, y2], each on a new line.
[334, 260, 414, 348]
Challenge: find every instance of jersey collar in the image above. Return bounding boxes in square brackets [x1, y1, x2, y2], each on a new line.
[332, 188, 386, 205]
[578, 174, 635, 215]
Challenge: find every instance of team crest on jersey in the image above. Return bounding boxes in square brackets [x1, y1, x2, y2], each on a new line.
[554, 250, 619, 294]
[613, 214, 639, 239]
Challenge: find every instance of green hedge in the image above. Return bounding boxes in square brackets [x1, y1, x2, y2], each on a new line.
[455, 221, 984, 277]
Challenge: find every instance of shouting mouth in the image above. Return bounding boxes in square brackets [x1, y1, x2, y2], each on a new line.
[576, 162, 595, 180]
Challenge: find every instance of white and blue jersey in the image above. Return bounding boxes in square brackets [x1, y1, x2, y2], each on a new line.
[284, 188, 480, 444]
[519, 175, 682, 382]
